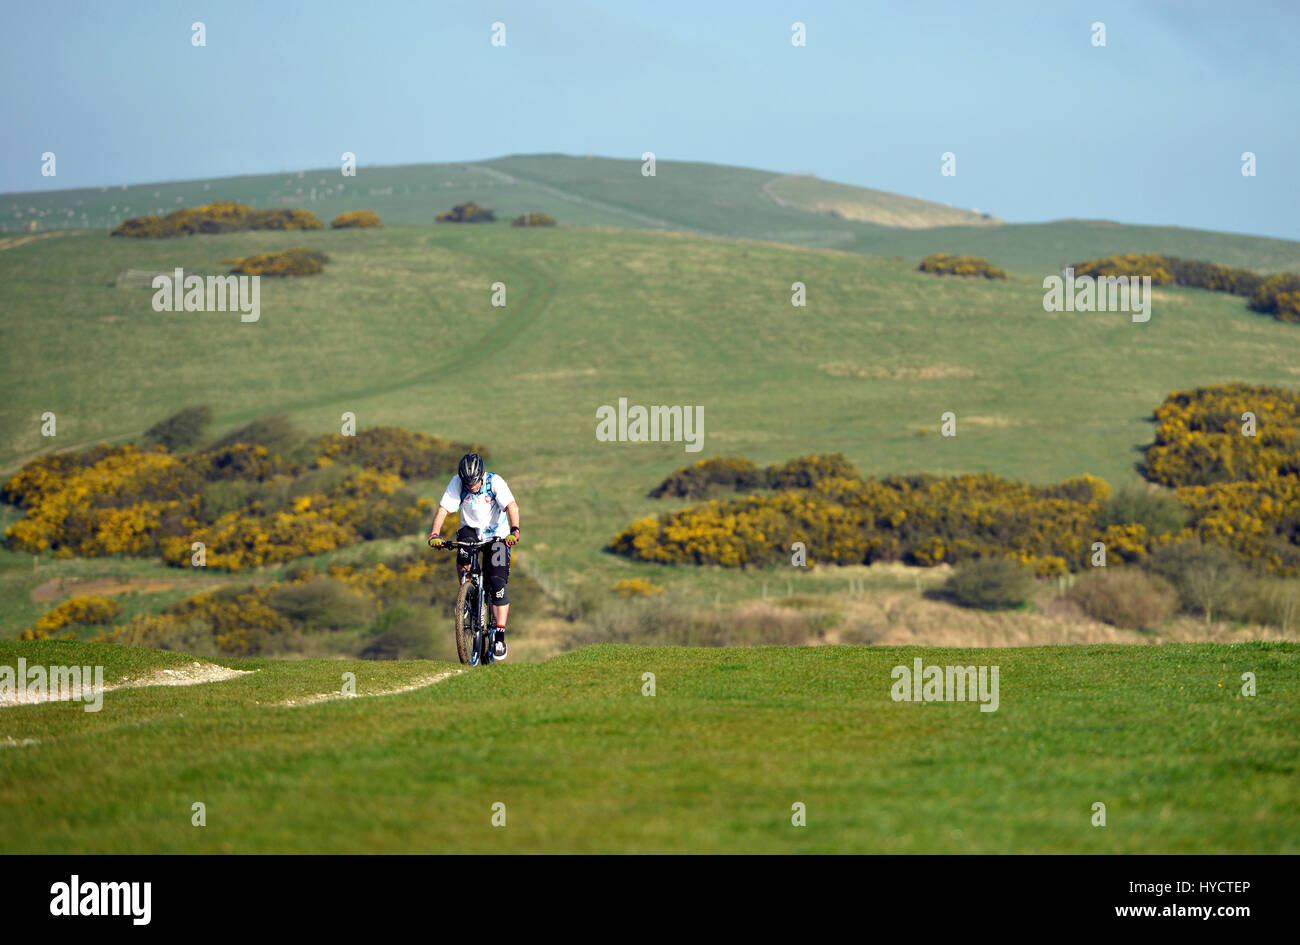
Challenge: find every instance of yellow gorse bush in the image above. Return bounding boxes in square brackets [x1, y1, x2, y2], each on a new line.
[95, 551, 453, 655]
[111, 202, 323, 238]
[614, 578, 665, 597]
[614, 386, 1300, 576]
[330, 210, 383, 228]
[227, 247, 328, 277]
[3, 437, 433, 572]
[917, 253, 1007, 280]
[20, 594, 123, 640]
[613, 472, 1109, 576]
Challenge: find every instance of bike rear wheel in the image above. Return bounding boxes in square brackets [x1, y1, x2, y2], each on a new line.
[454, 579, 480, 666]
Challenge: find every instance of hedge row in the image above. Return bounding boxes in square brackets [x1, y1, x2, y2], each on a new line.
[1070, 254, 1300, 323]
[110, 201, 323, 238]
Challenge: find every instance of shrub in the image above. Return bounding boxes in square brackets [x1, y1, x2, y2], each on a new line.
[1069, 254, 1171, 288]
[227, 247, 328, 277]
[196, 478, 256, 525]
[1248, 274, 1300, 322]
[1237, 579, 1300, 632]
[208, 414, 303, 456]
[1098, 483, 1189, 537]
[359, 604, 437, 660]
[1070, 254, 1299, 321]
[649, 456, 763, 498]
[435, 201, 495, 223]
[765, 453, 860, 490]
[144, 406, 213, 452]
[266, 578, 374, 632]
[22, 595, 123, 639]
[943, 557, 1037, 609]
[313, 426, 483, 480]
[110, 216, 174, 238]
[917, 253, 1007, 279]
[1066, 568, 1177, 629]
[614, 578, 665, 597]
[613, 469, 1108, 574]
[1141, 540, 1249, 622]
[331, 210, 383, 229]
[1, 425, 439, 571]
[246, 208, 323, 231]
[511, 212, 556, 227]
[111, 202, 322, 238]
[1141, 383, 1300, 487]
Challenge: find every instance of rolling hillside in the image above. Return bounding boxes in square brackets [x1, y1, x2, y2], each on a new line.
[6, 154, 1300, 273]
[3, 213, 1300, 616]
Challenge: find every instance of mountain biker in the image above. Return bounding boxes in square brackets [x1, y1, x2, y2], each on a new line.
[427, 452, 520, 660]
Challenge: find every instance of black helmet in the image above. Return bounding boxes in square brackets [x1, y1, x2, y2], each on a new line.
[458, 452, 484, 484]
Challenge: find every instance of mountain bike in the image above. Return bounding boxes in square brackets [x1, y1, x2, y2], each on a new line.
[430, 538, 503, 667]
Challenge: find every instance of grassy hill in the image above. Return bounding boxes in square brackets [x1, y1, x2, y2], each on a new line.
[3, 216, 1300, 619]
[2, 640, 1295, 853]
[6, 154, 1300, 272]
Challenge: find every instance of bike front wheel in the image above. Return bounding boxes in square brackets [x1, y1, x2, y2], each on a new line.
[454, 579, 480, 666]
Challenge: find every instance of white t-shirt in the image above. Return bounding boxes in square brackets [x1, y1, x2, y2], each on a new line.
[439, 473, 515, 540]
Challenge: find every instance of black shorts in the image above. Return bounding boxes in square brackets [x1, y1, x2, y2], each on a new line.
[455, 525, 511, 605]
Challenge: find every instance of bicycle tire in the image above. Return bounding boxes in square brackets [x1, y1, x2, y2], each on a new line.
[454, 578, 478, 666]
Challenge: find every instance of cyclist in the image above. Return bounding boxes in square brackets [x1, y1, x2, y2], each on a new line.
[427, 452, 520, 660]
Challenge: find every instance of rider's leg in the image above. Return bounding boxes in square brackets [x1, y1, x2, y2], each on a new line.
[455, 525, 475, 583]
[486, 542, 511, 658]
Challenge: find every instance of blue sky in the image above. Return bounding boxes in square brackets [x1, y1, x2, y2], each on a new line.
[3, 0, 1297, 238]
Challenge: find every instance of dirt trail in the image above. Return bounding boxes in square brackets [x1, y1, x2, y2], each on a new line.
[0, 660, 255, 708]
[0, 232, 67, 252]
[270, 669, 463, 707]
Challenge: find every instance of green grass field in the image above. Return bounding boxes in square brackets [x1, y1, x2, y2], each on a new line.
[2, 640, 1295, 853]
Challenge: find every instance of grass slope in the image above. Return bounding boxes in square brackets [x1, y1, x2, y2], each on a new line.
[763, 172, 1001, 227]
[3, 221, 1299, 609]
[1, 640, 1295, 853]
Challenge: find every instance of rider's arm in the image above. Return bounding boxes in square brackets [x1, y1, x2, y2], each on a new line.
[429, 506, 449, 538]
[505, 501, 520, 532]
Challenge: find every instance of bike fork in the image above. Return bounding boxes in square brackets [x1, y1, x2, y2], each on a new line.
[478, 578, 493, 664]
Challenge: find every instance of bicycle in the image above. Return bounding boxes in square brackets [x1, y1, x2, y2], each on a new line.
[430, 537, 506, 667]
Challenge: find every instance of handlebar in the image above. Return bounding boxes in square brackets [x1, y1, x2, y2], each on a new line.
[429, 537, 509, 550]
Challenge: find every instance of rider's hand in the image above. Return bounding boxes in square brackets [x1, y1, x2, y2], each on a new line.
[428, 533, 446, 549]
[504, 527, 520, 547]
